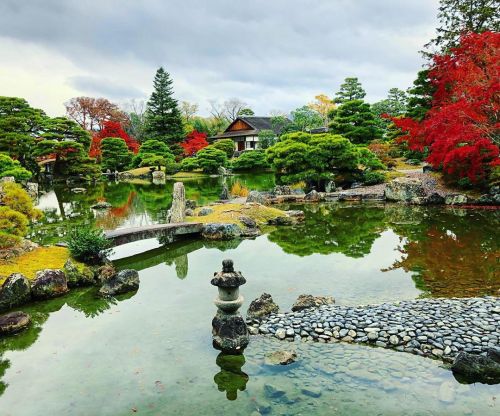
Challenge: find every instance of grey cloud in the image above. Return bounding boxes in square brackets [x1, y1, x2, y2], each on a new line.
[0, 0, 439, 114]
[67, 76, 145, 100]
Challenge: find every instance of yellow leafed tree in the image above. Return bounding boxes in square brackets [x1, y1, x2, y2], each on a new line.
[308, 94, 335, 127]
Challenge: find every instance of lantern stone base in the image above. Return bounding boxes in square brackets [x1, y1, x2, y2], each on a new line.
[212, 310, 249, 354]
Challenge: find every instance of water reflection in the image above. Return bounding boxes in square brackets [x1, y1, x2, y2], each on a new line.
[213, 353, 249, 401]
[31, 174, 274, 245]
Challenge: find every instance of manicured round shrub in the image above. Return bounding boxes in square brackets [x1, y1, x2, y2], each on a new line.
[179, 157, 199, 172]
[212, 139, 235, 158]
[196, 147, 228, 173]
[232, 151, 270, 171]
[0, 206, 29, 237]
[362, 171, 386, 185]
[0, 154, 32, 181]
[0, 182, 42, 220]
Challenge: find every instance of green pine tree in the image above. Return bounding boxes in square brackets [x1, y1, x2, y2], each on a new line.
[145, 67, 184, 145]
[329, 100, 382, 144]
[334, 77, 366, 104]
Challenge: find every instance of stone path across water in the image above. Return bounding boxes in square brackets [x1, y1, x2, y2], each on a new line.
[249, 297, 500, 362]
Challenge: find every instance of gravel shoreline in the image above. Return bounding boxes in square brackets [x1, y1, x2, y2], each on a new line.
[248, 297, 500, 362]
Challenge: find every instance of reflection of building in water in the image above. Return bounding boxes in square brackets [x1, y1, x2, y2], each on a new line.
[174, 254, 188, 279]
[213, 353, 249, 401]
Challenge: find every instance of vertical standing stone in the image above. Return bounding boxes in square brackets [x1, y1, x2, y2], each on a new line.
[169, 182, 186, 223]
[211, 259, 249, 354]
[220, 183, 229, 201]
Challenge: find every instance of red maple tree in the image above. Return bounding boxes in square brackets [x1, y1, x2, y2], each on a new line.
[180, 130, 209, 156]
[393, 31, 499, 183]
[89, 121, 140, 159]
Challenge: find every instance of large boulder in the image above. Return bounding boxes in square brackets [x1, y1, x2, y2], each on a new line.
[0, 311, 31, 335]
[272, 185, 293, 196]
[63, 259, 95, 287]
[451, 348, 500, 384]
[31, 269, 69, 299]
[246, 191, 266, 204]
[304, 190, 321, 202]
[202, 223, 242, 240]
[247, 293, 279, 320]
[291, 294, 335, 312]
[99, 269, 139, 297]
[445, 194, 468, 205]
[0, 273, 31, 311]
[385, 177, 426, 203]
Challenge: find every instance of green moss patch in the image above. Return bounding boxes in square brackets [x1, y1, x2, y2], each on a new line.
[188, 203, 287, 227]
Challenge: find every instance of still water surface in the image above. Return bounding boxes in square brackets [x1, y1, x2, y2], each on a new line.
[1, 176, 498, 415]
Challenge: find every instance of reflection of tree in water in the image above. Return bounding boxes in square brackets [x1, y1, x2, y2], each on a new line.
[387, 208, 500, 297]
[0, 287, 131, 397]
[174, 255, 188, 279]
[267, 204, 387, 258]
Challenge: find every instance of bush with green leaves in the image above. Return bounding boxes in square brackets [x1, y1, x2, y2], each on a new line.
[179, 157, 199, 172]
[133, 139, 175, 168]
[212, 139, 234, 158]
[66, 226, 112, 264]
[257, 129, 276, 149]
[266, 132, 385, 186]
[362, 171, 386, 185]
[196, 147, 228, 173]
[101, 138, 133, 171]
[231, 151, 270, 171]
[0, 154, 32, 181]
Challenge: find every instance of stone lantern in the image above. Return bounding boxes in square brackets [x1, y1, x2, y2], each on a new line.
[211, 259, 249, 354]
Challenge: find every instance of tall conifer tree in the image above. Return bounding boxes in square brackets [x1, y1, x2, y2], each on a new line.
[145, 67, 184, 144]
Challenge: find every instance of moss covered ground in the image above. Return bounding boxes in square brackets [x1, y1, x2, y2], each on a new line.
[0, 246, 70, 284]
[187, 203, 287, 227]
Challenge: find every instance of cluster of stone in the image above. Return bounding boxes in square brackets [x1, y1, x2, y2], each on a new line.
[245, 179, 500, 206]
[249, 297, 499, 361]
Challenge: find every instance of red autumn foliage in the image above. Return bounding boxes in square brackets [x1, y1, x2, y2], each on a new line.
[180, 130, 209, 156]
[89, 121, 140, 158]
[392, 32, 500, 183]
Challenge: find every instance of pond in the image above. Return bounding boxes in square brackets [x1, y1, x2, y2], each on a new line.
[1, 174, 499, 415]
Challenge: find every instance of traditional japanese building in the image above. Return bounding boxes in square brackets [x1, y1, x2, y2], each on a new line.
[211, 116, 289, 152]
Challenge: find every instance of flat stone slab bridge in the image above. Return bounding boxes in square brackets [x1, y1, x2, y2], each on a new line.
[104, 222, 203, 247]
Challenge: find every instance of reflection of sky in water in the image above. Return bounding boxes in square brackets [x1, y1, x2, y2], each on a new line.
[0, 240, 497, 415]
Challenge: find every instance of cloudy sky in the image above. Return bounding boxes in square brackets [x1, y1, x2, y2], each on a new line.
[0, 0, 438, 117]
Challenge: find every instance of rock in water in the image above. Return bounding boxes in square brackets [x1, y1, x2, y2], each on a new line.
[445, 194, 468, 205]
[152, 170, 166, 184]
[264, 350, 297, 365]
[202, 223, 242, 240]
[220, 184, 229, 200]
[63, 259, 95, 287]
[99, 269, 139, 297]
[169, 182, 186, 223]
[273, 185, 293, 196]
[0, 273, 31, 311]
[91, 201, 112, 209]
[0, 311, 31, 335]
[451, 348, 500, 384]
[247, 293, 279, 319]
[246, 191, 266, 204]
[31, 269, 69, 299]
[304, 190, 321, 201]
[385, 177, 426, 203]
[291, 294, 335, 311]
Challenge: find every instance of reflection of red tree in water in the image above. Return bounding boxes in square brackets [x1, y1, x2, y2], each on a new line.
[389, 227, 499, 297]
[95, 192, 137, 229]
